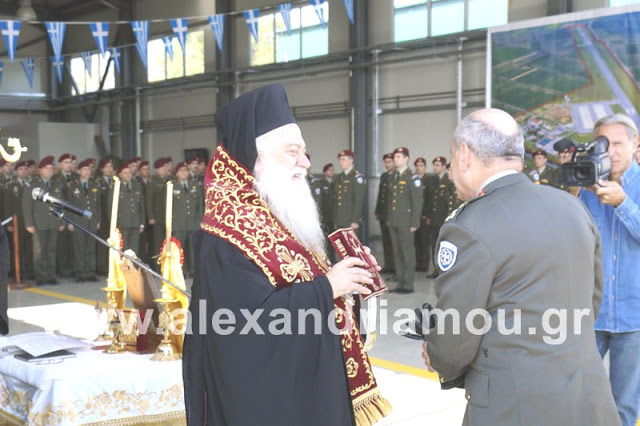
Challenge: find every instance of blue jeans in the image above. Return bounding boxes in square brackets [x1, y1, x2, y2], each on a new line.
[596, 330, 640, 426]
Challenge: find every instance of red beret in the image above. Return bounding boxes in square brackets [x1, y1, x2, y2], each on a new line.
[39, 155, 55, 168]
[70, 154, 77, 161]
[132, 157, 141, 162]
[532, 149, 547, 158]
[322, 163, 334, 172]
[118, 161, 132, 173]
[58, 153, 72, 162]
[432, 156, 447, 164]
[78, 159, 93, 169]
[175, 161, 188, 171]
[98, 157, 112, 170]
[15, 161, 27, 169]
[414, 157, 426, 166]
[87, 158, 96, 165]
[383, 153, 393, 160]
[140, 160, 149, 168]
[393, 147, 410, 157]
[197, 156, 205, 164]
[338, 150, 354, 158]
[154, 157, 171, 169]
[26, 159, 36, 167]
[187, 156, 199, 165]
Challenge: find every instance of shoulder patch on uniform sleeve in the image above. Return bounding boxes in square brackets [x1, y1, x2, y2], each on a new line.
[315, 187, 321, 195]
[437, 241, 458, 272]
[414, 178, 421, 187]
[356, 175, 364, 184]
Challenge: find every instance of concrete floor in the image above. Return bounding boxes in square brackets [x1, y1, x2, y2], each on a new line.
[3, 267, 469, 425]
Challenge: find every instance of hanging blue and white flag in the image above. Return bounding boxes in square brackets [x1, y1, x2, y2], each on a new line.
[21, 58, 35, 88]
[0, 61, 4, 87]
[244, 9, 260, 43]
[109, 47, 121, 74]
[170, 18, 188, 54]
[277, 3, 293, 35]
[90, 22, 109, 57]
[80, 51, 92, 76]
[51, 56, 64, 84]
[1, 21, 21, 63]
[208, 15, 225, 52]
[163, 36, 174, 60]
[342, 0, 354, 24]
[310, 0, 327, 29]
[131, 20, 149, 69]
[45, 22, 67, 61]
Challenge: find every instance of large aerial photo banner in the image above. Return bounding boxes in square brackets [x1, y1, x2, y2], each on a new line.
[487, 4, 640, 166]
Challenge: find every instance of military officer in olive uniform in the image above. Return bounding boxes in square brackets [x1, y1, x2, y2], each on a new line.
[96, 158, 115, 275]
[22, 156, 65, 286]
[425, 156, 456, 278]
[171, 162, 203, 277]
[312, 163, 336, 235]
[109, 161, 145, 252]
[525, 149, 555, 186]
[374, 153, 396, 274]
[4, 161, 32, 280]
[146, 157, 171, 266]
[387, 147, 423, 294]
[187, 156, 205, 216]
[333, 150, 367, 241]
[67, 159, 101, 282]
[137, 160, 153, 265]
[413, 157, 430, 272]
[52, 153, 78, 277]
[0, 159, 14, 274]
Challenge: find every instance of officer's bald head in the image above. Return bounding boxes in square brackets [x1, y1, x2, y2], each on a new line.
[454, 108, 524, 165]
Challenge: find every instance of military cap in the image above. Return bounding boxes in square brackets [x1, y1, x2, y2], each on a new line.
[15, 160, 27, 169]
[58, 153, 72, 162]
[140, 160, 149, 168]
[70, 154, 77, 161]
[78, 159, 93, 169]
[26, 159, 36, 167]
[338, 149, 355, 158]
[98, 157, 112, 170]
[187, 155, 199, 165]
[414, 157, 427, 166]
[323, 163, 334, 173]
[118, 160, 132, 173]
[175, 161, 188, 171]
[432, 156, 447, 164]
[197, 156, 205, 164]
[154, 157, 171, 169]
[532, 149, 547, 158]
[383, 153, 394, 160]
[132, 156, 141, 162]
[86, 158, 96, 166]
[394, 147, 410, 157]
[39, 155, 55, 168]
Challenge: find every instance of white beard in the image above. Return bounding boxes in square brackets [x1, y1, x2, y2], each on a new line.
[255, 157, 327, 258]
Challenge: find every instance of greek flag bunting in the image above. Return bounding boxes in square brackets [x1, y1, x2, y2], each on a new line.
[163, 36, 174, 60]
[208, 15, 225, 52]
[90, 22, 110, 57]
[310, 0, 326, 29]
[131, 20, 149, 69]
[21, 58, 35, 88]
[109, 47, 121, 74]
[170, 18, 188, 54]
[244, 9, 260, 43]
[80, 51, 92, 76]
[342, 0, 354, 24]
[45, 22, 67, 61]
[277, 3, 293, 35]
[52, 56, 64, 84]
[0, 21, 21, 63]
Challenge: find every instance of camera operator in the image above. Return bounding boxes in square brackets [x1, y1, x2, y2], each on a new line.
[576, 114, 640, 426]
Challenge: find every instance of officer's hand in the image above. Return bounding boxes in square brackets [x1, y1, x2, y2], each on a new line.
[410, 227, 417, 233]
[58, 225, 65, 232]
[350, 222, 359, 230]
[26, 226, 35, 234]
[362, 246, 381, 272]
[6, 226, 13, 232]
[422, 341, 436, 373]
[589, 180, 627, 207]
[148, 219, 156, 225]
[68, 224, 74, 231]
[326, 257, 373, 299]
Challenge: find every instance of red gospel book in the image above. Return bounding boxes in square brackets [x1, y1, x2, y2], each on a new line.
[328, 228, 388, 300]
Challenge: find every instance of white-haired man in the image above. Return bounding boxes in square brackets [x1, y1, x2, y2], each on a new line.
[182, 85, 391, 426]
[421, 108, 619, 425]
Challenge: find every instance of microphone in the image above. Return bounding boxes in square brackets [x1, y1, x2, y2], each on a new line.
[32, 187, 93, 219]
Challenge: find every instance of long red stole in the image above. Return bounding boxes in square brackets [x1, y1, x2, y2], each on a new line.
[200, 145, 391, 425]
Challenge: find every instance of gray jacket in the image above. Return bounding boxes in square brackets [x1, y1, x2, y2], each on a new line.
[426, 172, 619, 426]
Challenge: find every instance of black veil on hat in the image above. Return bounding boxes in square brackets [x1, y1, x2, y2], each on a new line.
[216, 84, 296, 172]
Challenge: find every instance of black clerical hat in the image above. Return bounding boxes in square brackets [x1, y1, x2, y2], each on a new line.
[216, 84, 296, 172]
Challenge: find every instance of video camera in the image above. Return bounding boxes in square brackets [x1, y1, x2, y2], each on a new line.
[556, 136, 611, 187]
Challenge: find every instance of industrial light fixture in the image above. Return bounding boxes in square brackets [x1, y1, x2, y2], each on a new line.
[16, 0, 37, 21]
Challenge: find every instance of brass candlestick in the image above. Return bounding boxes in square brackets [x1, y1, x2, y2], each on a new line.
[102, 287, 126, 354]
[151, 297, 180, 361]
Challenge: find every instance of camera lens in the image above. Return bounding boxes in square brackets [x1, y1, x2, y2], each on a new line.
[573, 166, 590, 181]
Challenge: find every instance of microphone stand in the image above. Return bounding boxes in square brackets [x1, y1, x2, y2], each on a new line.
[48, 207, 191, 299]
